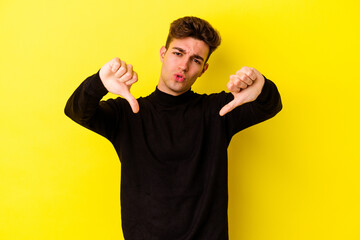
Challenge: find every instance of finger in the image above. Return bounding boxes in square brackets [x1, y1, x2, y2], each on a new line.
[115, 61, 127, 78]
[228, 76, 241, 92]
[248, 69, 258, 81]
[230, 75, 248, 90]
[125, 71, 138, 86]
[219, 99, 238, 116]
[123, 91, 140, 114]
[239, 73, 254, 86]
[237, 67, 257, 81]
[119, 64, 134, 83]
[111, 57, 121, 72]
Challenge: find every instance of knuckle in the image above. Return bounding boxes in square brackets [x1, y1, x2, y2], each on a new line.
[115, 70, 125, 78]
[124, 72, 133, 80]
[120, 61, 127, 70]
[119, 64, 126, 71]
[133, 73, 138, 81]
[227, 82, 232, 89]
[119, 67, 127, 75]
[244, 69, 252, 76]
[241, 66, 249, 71]
[119, 73, 130, 82]
[240, 74, 247, 81]
[231, 75, 239, 83]
[233, 77, 239, 85]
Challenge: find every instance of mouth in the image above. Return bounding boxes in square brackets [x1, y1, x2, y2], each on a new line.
[174, 73, 186, 82]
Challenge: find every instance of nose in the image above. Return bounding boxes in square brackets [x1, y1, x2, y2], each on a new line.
[178, 58, 189, 72]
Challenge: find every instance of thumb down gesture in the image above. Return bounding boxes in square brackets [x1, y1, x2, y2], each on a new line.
[219, 67, 265, 116]
[99, 57, 139, 113]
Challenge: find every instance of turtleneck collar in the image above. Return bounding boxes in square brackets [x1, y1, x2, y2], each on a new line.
[148, 87, 197, 106]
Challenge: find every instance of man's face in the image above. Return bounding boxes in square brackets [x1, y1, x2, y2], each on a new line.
[158, 37, 210, 96]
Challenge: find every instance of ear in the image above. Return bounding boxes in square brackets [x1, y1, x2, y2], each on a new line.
[160, 46, 167, 62]
[199, 63, 209, 77]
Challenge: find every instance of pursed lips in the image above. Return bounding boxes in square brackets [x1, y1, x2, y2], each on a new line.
[174, 73, 186, 82]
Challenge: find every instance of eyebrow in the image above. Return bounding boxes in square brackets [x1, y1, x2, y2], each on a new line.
[172, 47, 205, 62]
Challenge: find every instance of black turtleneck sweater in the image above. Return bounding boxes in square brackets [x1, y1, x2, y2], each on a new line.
[64, 71, 282, 240]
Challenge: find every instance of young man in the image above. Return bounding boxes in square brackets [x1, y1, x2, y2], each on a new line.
[65, 16, 282, 240]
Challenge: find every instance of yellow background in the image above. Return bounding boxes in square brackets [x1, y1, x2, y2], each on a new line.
[1, 0, 359, 239]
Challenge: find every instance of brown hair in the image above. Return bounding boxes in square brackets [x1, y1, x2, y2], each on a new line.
[165, 16, 221, 62]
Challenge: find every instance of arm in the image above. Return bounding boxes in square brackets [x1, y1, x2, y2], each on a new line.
[64, 58, 138, 139]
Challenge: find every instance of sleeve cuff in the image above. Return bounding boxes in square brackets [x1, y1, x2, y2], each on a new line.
[84, 70, 109, 98]
[255, 75, 272, 103]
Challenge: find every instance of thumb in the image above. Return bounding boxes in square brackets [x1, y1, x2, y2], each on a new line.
[122, 91, 140, 114]
[219, 99, 238, 116]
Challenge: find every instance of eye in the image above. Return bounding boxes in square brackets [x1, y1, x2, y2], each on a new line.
[193, 59, 202, 65]
[173, 52, 182, 56]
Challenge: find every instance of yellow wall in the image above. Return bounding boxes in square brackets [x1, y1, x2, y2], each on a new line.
[1, 0, 359, 239]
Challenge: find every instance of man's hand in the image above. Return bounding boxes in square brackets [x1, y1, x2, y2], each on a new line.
[99, 57, 139, 113]
[219, 67, 265, 116]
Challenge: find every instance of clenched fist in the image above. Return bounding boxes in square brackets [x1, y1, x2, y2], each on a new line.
[219, 67, 265, 116]
[99, 57, 139, 113]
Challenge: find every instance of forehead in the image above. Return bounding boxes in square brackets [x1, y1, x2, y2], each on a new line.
[168, 37, 209, 59]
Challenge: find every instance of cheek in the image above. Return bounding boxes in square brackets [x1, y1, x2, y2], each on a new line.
[162, 58, 171, 71]
[192, 66, 204, 77]
[163, 58, 175, 70]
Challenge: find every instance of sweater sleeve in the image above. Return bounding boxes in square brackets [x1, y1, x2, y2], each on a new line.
[64, 71, 123, 141]
[223, 76, 282, 139]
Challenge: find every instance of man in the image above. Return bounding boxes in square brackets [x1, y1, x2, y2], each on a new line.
[65, 16, 282, 240]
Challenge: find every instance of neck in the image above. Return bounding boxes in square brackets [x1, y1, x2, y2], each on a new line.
[148, 87, 195, 107]
[157, 81, 189, 96]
